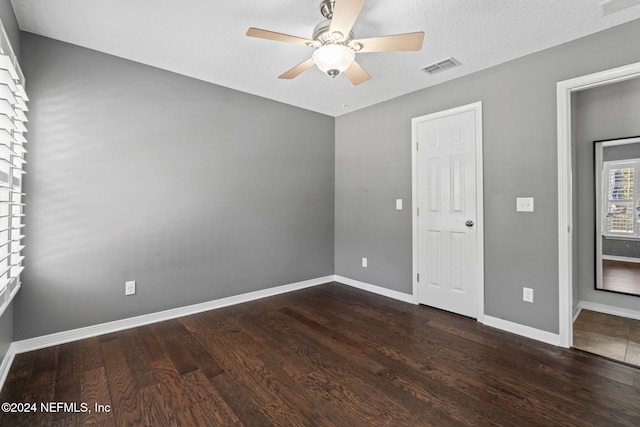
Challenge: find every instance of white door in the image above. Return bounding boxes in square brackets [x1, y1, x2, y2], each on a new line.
[413, 103, 482, 318]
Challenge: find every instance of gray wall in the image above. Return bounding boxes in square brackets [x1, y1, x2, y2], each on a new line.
[0, 0, 18, 57]
[335, 18, 640, 334]
[14, 33, 335, 340]
[575, 79, 640, 308]
[0, 0, 17, 374]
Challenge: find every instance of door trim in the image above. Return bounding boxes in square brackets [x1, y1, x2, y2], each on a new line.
[411, 101, 484, 322]
[556, 61, 640, 348]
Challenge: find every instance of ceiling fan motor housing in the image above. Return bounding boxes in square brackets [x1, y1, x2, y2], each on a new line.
[312, 20, 354, 45]
[320, 0, 335, 19]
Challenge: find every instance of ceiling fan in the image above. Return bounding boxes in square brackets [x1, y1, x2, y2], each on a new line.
[246, 0, 425, 85]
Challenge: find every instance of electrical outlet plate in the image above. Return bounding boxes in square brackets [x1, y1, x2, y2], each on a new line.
[516, 197, 534, 212]
[125, 281, 136, 296]
[523, 287, 533, 303]
[362, 257, 367, 267]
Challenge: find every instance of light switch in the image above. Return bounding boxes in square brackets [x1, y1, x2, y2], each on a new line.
[396, 199, 403, 210]
[516, 197, 534, 212]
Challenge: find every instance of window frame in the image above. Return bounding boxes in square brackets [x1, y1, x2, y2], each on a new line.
[0, 22, 27, 318]
[601, 159, 640, 238]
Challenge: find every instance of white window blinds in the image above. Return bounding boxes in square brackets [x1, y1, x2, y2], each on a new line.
[0, 24, 27, 316]
[603, 159, 640, 238]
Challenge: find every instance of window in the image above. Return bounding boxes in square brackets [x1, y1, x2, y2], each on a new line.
[602, 159, 640, 238]
[0, 25, 27, 316]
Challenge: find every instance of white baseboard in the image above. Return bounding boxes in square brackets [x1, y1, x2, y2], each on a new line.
[10, 275, 334, 356]
[483, 315, 561, 346]
[334, 275, 417, 304]
[573, 304, 582, 323]
[0, 343, 15, 392]
[578, 300, 640, 320]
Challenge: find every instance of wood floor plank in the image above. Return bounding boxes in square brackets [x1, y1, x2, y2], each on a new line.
[138, 384, 178, 427]
[50, 342, 83, 426]
[208, 373, 274, 427]
[181, 370, 240, 426]
[259, 401, 307, 427]
[18, 369, 55, 427]
[30, 345, 58, 376]
[54, 341, 82, 405]
[100, 339, 144, 426]
[221, 331, 342, 425]
[256, 350, 351, 427]
[211, 332, 282, 406]
[2, 282, 639, 426]
[174, 332, 224, 379]
[134, 324, 165, 364]
[155, 334, 199, 376]
[79, 337, 104, 373]
[178, 307, 233, 335]
[148, 318, 189, 339]
[81, 367, 114, 426]
[148, 354, 213, 427]
[118, 328, 158, 390]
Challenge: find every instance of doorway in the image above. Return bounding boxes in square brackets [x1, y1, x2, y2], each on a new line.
[411, 102, 484, 320]
[557, 61, 640, 348]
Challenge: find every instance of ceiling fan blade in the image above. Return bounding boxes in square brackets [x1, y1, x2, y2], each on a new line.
[246, 27, 314, 47]
[278, 58, 316, 80]
[329, 0, 366, 38]
[354, 32, 425, 53]
[343, 60, 371, 85]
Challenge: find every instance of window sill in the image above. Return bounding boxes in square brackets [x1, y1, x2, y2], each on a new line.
[603, 235, 640, 241]
[0, 280, 20, 318]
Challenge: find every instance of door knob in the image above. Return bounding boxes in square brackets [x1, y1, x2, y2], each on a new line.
[465, 220, 474, 227]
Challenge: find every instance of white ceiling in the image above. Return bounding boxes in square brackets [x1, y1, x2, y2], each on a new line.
[10, 0, 640, 116]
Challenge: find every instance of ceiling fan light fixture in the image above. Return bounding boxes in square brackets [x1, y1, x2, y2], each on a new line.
[312, 44, 355, 77]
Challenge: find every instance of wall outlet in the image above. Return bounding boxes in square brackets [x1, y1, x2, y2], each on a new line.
[523, 287, 533, 303]
[516, 197, 534, 212]
[396, 199, 403, 210]
[125, 281, 136, 296]
[362, 257, 368, 267]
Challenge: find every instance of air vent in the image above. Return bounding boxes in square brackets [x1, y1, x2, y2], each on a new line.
[420, 57, 461, 75]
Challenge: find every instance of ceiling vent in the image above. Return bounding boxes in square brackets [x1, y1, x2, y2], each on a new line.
[420, 57, 461, 75]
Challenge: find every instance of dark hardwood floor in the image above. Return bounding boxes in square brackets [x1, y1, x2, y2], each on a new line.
[1, 282, 640, 426]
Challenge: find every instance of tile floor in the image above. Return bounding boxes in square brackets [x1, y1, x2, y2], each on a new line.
[573, 310, 640, 367]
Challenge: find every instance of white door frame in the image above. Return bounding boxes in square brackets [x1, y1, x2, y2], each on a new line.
[557, 61, 640, 348]
[411, 101, 484, 322]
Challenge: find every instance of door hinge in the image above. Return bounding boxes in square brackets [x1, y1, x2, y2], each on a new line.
[417, 207, 420, 216]
[416, 141, 419, 150]
[417, 273, 420, 282]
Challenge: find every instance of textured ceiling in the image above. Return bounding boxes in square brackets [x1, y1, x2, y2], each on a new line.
[10, 0, 640, 116]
